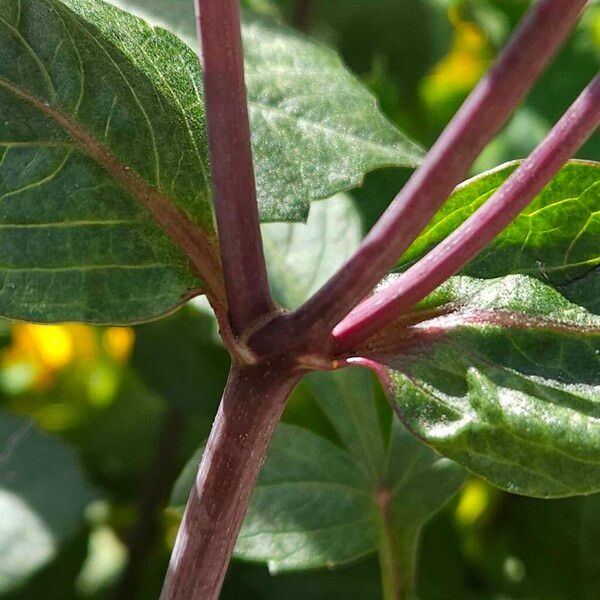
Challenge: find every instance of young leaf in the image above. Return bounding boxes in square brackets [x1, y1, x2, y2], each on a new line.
[0, 0, 215, 323]
[398, 161, 600, 311]
[110, 0, 424, 221]
[364, 274, 600, 498]
[0, 412, 94, 593]
[172, 368, 465, 579]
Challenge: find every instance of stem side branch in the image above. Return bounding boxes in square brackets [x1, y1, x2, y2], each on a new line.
[196, 0, 275, 335]
[336, 74, 600, 350]
[252, 0, 587, 354]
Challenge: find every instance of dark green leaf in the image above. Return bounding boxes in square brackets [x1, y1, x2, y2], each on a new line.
[314, 0, 452, 104]
[399, 161, 600, 312]
[132, 304, 229, 413]
[370, 274, 600, 497]
[0, 411, 94, 592]
[0, 0, 211, 323]
[221, 557, 382, 600]
[0, 0, 422, 325]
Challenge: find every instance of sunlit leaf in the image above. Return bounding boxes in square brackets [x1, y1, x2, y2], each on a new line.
[398, 161, 600, 312]
[173, 368, 465, 582]
[367, 275, 600, 497]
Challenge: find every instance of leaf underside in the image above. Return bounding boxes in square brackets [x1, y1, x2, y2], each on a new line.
[0, 0, 211, 323]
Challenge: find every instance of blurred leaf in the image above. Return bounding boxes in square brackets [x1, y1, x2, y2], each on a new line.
[65, 374, 164, 498]
[450, 492, 600, 599]
[132, 306, 229, 413]
[398, 161, 600, 313]
[221, 557, 381, 600]
[314, 0, 452, 103]
[472, 3, 600, 168]
[0, 412, 94, 593]
[9, 527, 90, 600]
[370, 274, 600, 497]
[262, 193, 363, 308]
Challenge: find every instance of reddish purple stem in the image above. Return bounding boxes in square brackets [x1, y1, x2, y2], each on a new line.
[254, 0, 587, 353]
[196, 0, 274, 335]
[334, 74, 600, 351]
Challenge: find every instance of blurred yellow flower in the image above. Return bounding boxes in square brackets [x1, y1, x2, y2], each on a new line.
[421, 8, 492, 115]
[1, 323, 134, 392]
[103, 327, 135, 362]
[455, 479, 492, 527]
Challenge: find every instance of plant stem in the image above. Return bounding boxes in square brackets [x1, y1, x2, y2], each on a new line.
[196, 0, 275, 335]
[377, 487, 401, 600]
[292, 0, 316, 32]
[112, 408, 185, 600]
[251, 0, 586, 354]
[160, 362, 301, 600]
[376, 487, 420, 600]
[334, 73, 600, 351]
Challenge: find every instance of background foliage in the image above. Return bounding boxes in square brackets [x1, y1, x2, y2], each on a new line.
[0, 0, 599, 598]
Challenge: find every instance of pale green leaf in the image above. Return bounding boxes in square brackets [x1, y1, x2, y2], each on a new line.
[262, 193, 363, 308]
[0, 412, 94, 593]
[172, 368, 465, 575]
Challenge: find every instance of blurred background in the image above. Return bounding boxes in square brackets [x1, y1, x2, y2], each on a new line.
[1, 1, 599, 598]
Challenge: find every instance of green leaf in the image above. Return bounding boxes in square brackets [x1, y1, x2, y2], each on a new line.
[109, 0, 424, 221]
[236, 422, 379, 572]
[0, 411, 94, 593]
[399, 161, 600, 312]
[172, 368, 465, 578]
[262, 193, 363, 308]
[65, 372, 165, 496]
[369, 274, 600, 498]
[0, 0, 211, 324]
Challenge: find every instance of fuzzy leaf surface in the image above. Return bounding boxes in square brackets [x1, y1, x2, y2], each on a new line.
[109, 0, 424, 221]
[0, 0, 213, 323]
[366, 275, 600, 498]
